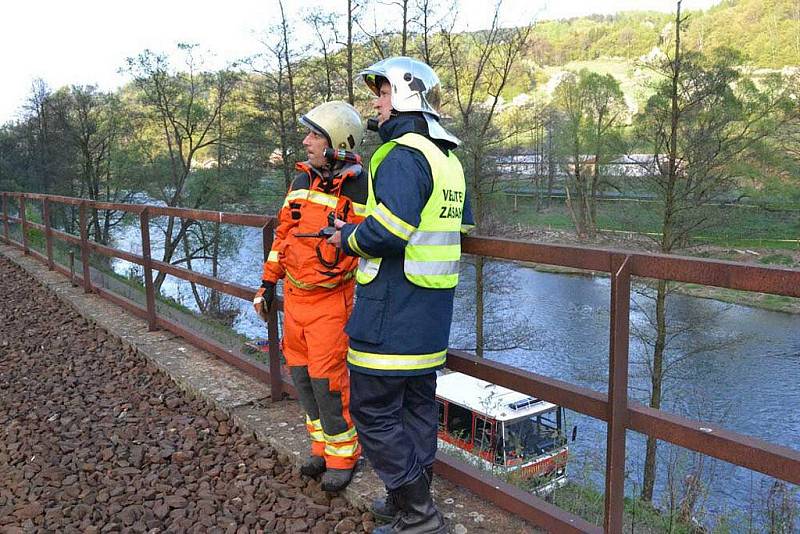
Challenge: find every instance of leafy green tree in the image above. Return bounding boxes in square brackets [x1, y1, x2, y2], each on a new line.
[442, 3, 533, 357]
[0, 126, 26, 192]
[551, 69, 626, 238]
[123, 44, 239, 293]
[51, 86, 136, 246]
[633, 0, 797, 502]
[17, 81, 76, 196]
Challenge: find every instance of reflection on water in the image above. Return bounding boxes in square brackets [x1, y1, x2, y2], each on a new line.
[112, 225, 800, 525]
[454, 261, 800, 524]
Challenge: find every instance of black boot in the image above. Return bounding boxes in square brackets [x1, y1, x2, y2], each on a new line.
[372, 490, 399, 523]
[372, 473, 446, 534]
[372, 465, 434, 523]
[321, 467, 354, 492]
[300, 455, 326, 477]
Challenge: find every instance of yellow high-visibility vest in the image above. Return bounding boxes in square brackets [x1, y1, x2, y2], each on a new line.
[356, 133, 465, 288]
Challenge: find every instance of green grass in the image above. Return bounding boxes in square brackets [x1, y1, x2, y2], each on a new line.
[550, 482, 699, 533]
[758, 253, 797, 266]
[494, 195, 800, 250]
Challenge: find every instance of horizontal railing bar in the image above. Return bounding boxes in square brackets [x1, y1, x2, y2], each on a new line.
[92, 284, 296, 399]
[447, 348, 800, 486]
[463, 236, 612, 272]
[38, 257, 297, 400]
[463, 236, 800, 298]
[51, 228, 82, 246]
[29, 230, 287, 311]
[151, 259, 255, 301]
[4, 193, 272, 227]
[446, 349, 609, 422]
[89, 241, 145, 266]
[146, 206, 270, 226]
[435, 453, 602, 534]
[627, 403, 800, 485]
[12, 193, 83, 205]
[89, 201, 145, 212]
[628, 254, 800, 298]
[10, 193, 800, 297]
[27, 248, 48, 265]
[153, 316, 272, 385]
[130, 306, 294, 399]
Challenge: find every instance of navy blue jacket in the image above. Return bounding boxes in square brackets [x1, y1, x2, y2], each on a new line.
[340, 114, 473, 376]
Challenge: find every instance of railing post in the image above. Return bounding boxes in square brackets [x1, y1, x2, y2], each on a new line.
[69, 251, 77, 287]
[139, 208, 158, 331]
[604, 254, 631, 534]
[263, 218, 284, 402]
[79, 201, 92, 293]
[43, 198, 54, 270]
[2, 192, 8, 243]
[20, 195, 29, 254]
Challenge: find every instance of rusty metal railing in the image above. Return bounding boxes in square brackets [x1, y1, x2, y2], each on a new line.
[2, 191, 799, 534]
[0, 192, 289, 400]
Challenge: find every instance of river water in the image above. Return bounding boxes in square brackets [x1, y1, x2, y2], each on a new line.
[112, 223, 800, 527]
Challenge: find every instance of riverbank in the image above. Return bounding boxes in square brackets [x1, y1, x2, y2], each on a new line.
[490, 223, 800, 315]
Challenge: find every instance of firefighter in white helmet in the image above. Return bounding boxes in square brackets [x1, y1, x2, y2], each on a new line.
[329, 57, 474, 532]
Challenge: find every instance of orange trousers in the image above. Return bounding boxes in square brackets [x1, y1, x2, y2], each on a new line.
[281, 281, 360, 470]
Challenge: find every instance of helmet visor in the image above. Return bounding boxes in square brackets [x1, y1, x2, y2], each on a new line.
[298, 115, 331, 147]
[362, 73, 386, 97]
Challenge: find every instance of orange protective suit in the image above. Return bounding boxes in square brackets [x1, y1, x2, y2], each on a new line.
[261, 161, 367, 469]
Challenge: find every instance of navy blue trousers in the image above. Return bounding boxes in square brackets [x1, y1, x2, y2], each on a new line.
[349, 371, 438, 491]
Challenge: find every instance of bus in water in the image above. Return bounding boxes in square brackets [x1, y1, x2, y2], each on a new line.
[436, 371, 570, 493]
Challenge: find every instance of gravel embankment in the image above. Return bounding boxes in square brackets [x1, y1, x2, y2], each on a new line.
[0, 257, 373, 533]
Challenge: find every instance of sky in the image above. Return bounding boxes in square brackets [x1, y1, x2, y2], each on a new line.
[0, 0, 721, 125]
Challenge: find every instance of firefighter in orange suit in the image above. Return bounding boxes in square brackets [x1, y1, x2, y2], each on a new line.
[253, 101, 367, 491]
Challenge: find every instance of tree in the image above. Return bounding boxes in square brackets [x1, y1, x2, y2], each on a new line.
[0, 125, 27, 192]
[345, 0, 359, 104]
[380, 0, 411, 55]
[19, 80, 75, 196]
[633, 0, 796, 502]
[412, 0, 457, 68]
[550, 69, 625, 238]
[250, 0, 318, 193]
[53, 86, 133, 246]
[305, 8, 340, 102]
[123, 44, 238, 293]
[278, 0, 300, 137]
[442, 2, 533, 357]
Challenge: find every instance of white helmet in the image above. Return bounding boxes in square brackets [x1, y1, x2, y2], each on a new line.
[299, 101, 364, 151]
[358, 56, 460, 146]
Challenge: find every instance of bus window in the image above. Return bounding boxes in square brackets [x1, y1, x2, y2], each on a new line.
[494, 429, 505, 465]
[437, 400, 445, 431]
[447, 403, 473, 443]
[504, 408, 564, 459]
[474, 417, 492, 454]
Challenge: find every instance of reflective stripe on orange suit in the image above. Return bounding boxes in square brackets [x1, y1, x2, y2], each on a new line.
[261, 161, 367, 470]
[262, 162, 366, 289]
[283, 282, 360, 468]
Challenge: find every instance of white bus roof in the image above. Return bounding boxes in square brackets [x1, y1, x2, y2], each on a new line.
[436, 372, 558, 422]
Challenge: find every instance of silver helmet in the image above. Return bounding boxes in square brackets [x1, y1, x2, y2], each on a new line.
[358, 56, 460, 146]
